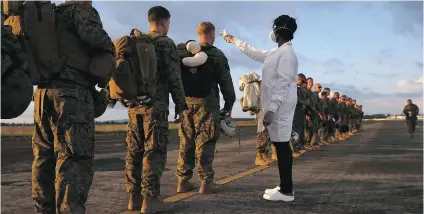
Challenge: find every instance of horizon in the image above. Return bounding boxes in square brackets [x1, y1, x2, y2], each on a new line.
[2, 1, 423, 124]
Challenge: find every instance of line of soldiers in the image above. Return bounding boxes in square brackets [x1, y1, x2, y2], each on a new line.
[253, 73, 364, 166]
[2, 2, 238, 214]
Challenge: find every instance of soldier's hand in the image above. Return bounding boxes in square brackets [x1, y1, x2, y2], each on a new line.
[306, 115, 311, 120]
[263, 111, 275, 127]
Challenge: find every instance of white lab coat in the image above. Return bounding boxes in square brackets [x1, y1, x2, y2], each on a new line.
[234, 38, 298, 142]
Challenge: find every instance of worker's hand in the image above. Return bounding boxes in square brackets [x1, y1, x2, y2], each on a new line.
[223, 35, 235, 43]
[263, 111, 275, 127]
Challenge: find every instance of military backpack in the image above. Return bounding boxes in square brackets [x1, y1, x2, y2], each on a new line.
[110, 29, 163, 104]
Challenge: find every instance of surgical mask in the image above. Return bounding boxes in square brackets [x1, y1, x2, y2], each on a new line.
[269, 30, 276, 43]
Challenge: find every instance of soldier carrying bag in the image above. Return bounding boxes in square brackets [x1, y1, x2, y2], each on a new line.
[4, 0, 61, 84]
[4, 1, 114, 87]
[1, 4, 33, 119]
[110, 29, 163, 106]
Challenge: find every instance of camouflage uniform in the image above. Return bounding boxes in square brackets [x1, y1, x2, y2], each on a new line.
[306, 89, 321, 146]
[31, 3, 115, 213]
[291, 86, 307, 153]
[319, 96, 333, 142]
[176, 43, 235, 184]
[328, 98, 339, 139]
[125, 32, 187, 198]
[331, 97, 343, 139]
[1, 11, 33, 119]
[403, 103, 419, 136]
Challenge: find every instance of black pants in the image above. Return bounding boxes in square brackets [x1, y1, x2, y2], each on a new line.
[273, 141, 293, 194]
[407, 118, 417, 134]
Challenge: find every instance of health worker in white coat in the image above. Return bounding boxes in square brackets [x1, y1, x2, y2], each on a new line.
[223, 15, 298, 202]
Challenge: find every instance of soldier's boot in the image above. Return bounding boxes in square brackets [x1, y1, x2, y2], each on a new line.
[128, 193, 142, 211]
[311, 134, 320, 149]
[330, 136, 338, 143]
[255, 152, 272, 166]
[271, 150, 278, 161]
[292, 152, 300, 158]
[141, 196, 173, 214]
[199, 182, 223, 194]
[177, 180, 196, 193]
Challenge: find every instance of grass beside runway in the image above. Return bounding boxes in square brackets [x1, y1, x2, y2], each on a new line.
[1, 120, 257, 138]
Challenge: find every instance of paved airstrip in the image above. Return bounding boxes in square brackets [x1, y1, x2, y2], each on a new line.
[1, 121, 422, 214]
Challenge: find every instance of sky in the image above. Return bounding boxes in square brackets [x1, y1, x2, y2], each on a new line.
[3, 1, 423, 123]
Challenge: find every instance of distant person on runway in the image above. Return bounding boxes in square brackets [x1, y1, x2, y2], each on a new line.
[223, 14, 298, 202]
[403, 99, 419, 138]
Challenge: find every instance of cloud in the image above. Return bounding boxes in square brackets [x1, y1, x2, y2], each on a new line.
[416, 61, 423, 69]
[396, 75, 423, 93]
[385, 1, 423, 38]
[368, 72, 400, 78]
[380, 49, 393, 58]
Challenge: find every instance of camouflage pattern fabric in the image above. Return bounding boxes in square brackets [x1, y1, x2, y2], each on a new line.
[201, 43, 236, 112]
[124, 106, 169, 198]
[31, 3, 114, 213]
[403, 104, 420, 135]
[1, 16, 32, 119]
[55, 2, 115, 88]
[176, 97, 219, 183]
[124, 32, 187, 198]
[291, 87, 306, 151]
[256, 127, 272, 154]
[32, 83, 95, 214]
[319, 97, 332, 142]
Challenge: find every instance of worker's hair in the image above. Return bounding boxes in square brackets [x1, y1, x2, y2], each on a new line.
[148, 6, 170, 23]
[197, 22, 215, 35]
[272, 15, 297, 41]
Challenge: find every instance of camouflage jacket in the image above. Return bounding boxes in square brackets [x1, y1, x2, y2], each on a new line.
[55, 2, 115, 87]
[330, 98, 340, 119]
[310, 90, 322, 114]
[202, 43, 236, 111]
[403, 104, 419, 118]
[146, 32, 187, 113]
[320, 97, 332, 116]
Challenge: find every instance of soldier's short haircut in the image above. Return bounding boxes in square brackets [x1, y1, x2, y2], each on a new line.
[323, 87, 330, 91]
[298, 73, 306, 80]
[148, 6, 171, 23]
[307, 77, 313, 81]
[197, 22, 215, 35]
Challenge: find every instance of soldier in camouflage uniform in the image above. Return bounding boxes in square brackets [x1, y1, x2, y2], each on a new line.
[291, 73, 311, 157]
[252, 81, 275, 166]
[332, 92, 346, 140]
[403, 99, 420, 138]
[305, 78, 322, 149]
[323, 88, 338, 143]
[31, 1, 115, 213]
[319, 90, 333, 143]
[338, 95, 350, 139]
[351, 99, 358, 132]
[175, 22, 235, 194]
[357, 105, 364, 131]
[124, 6, 188, 213]
[345, 97, 355, 136]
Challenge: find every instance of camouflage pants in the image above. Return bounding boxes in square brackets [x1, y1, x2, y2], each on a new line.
[32, 83, 95, 214]
[124, 106, 169, 198]
[176, 98, 220, 183]
[292, 107, 305, 152]
[256, 128, 272, 154]
[407, 118, 417, 134]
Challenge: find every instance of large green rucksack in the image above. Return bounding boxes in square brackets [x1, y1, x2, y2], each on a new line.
[3, 0, 61, 84]
[1, 6, 33, 119]
[110, 29, 163, 105]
